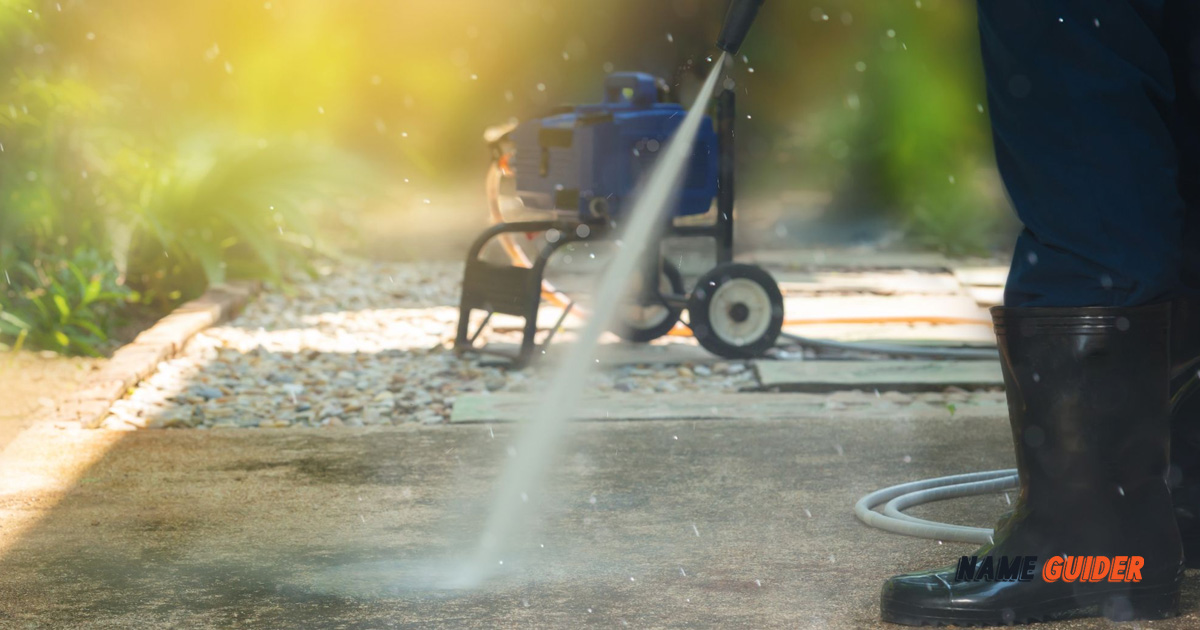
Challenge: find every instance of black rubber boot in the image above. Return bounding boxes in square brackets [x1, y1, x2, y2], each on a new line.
[880, 305, 1184, 626]
[1169, 298, 1200, 567]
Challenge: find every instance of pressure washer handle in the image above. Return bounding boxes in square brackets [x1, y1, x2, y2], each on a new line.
[717, 0, 765, 55]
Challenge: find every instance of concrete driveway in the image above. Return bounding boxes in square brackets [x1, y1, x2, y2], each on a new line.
[0, 409, 1197, 628]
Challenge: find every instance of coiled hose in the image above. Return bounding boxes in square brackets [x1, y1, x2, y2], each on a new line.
[854, 470, 1018, 544]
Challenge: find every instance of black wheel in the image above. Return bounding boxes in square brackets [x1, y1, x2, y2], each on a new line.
[688, 263, 784, 358]
[612, 261, 685, 343]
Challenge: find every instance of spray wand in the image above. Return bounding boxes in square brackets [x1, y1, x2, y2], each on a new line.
[717, 0, 765, 54]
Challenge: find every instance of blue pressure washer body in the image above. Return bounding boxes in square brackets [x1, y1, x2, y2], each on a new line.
[455, 70, 783, 368]
[510, 72, 719, 223]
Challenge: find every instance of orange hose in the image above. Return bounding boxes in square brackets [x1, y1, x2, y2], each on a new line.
[487, 162, 577, 312]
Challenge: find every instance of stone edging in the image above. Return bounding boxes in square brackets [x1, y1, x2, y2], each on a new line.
[58, 282, 259, 429]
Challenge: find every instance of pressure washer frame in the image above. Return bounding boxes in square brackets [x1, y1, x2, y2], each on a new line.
[454, 89, 737, 368]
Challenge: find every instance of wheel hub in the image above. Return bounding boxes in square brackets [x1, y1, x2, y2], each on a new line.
[728, 302, 750, 323]
[708, 278, 773, 346]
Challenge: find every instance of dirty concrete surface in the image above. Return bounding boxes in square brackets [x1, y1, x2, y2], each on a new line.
[1, 409, 1197, 628]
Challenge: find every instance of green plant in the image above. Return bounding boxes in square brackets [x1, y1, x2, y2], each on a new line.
[120, 138, 365, 308]
[0, 248, 131, 355]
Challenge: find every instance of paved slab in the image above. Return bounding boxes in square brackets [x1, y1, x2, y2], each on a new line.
[451, 392, 1010, 424]
[775, 271, 964, 296]
[1, 410, 1197, 629]
[782, 323, 998, 347]
[756, 360, 1004, 392]
[782, 295, 990, 324]
[743, 250, 955, 271]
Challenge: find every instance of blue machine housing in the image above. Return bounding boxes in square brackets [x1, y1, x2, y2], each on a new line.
[510, 72, 719, 222]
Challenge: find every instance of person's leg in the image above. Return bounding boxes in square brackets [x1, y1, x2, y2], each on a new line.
[1161, 0, 1200, 566]
[881, 2, 1186, 624]
[984, 0, 1187, 307]
[1165, 1, 1200, 298]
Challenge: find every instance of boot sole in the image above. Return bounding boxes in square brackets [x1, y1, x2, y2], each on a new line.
[880, 583, 1180, 627]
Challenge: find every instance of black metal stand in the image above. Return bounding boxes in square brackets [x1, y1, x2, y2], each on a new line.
[454, 89, 737, 368]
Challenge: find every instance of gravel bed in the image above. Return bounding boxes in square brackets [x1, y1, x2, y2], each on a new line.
[101, 260, 759, 430]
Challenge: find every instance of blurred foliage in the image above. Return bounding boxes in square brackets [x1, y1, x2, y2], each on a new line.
[0, 248, 130, 355]
[0, 0, 1010, 353]
[0, 0, 365, 354]
[121, 139, 365, 309]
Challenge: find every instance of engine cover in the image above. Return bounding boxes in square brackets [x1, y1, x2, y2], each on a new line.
[510, 72, 719, 223]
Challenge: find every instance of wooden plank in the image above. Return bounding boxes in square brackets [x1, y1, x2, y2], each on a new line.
[953, 266, 1009, 288]
[966, 286, 1005, 308]
[754, 360, 1003, 392]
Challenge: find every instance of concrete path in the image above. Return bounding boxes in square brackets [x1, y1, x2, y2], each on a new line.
[1, 410, 1197, 628]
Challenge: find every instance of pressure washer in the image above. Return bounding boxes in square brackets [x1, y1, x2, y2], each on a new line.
[454, 2, 781, 369]
[454, 0, 1019, 542]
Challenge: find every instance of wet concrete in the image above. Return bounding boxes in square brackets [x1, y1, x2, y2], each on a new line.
[0, 411, 1197, 628]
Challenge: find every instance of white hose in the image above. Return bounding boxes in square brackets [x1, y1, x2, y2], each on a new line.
[854, 470, 1018, 544]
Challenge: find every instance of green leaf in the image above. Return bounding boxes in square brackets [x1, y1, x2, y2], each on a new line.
[82, 276, 102, 306]
[68, 317, 108, 341]
[0, 310, 31, 331]
[27, 294, 49, 319]
[53, 293, 71, 322]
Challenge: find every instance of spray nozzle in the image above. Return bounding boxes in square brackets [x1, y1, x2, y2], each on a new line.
[716, 0, 765, 55]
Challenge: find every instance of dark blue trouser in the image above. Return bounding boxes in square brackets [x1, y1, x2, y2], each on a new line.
[978, 0, 1200, 307]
